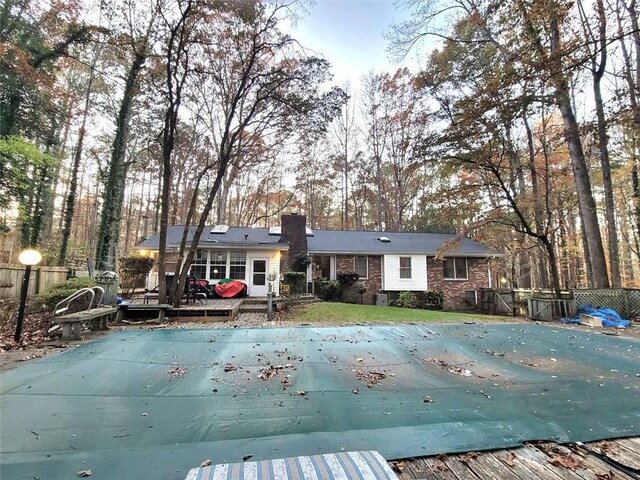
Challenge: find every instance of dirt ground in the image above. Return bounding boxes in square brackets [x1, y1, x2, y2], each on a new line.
[1, 309, 638, 371]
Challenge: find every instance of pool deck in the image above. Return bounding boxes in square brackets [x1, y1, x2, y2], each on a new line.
[397, 437, 640, 479]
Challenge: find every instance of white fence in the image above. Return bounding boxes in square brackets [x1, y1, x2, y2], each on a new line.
[0, 264, 70, 300]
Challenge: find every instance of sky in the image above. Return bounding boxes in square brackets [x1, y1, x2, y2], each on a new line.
[285, 0, 416, 87]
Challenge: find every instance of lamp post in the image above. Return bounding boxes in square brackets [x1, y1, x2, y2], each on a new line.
[14, 249, 42, 343]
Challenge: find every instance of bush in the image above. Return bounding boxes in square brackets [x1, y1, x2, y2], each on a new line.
[393, 291, 416, 308]
[357, 282, 367, 303]
[314, 277, 341, 301]
[283, 271, 306, 294]
[424, 289, 444, 309]
[119, 255, 155, 297]
[34, 277, 97, 312]
[337, 271, 360, 286]
[294, 253, 313, 271]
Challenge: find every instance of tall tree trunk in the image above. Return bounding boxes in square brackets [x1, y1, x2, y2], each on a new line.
[95, 49, 146, 270]
[590, 0, 621, 286]
[59, 65, 95, 265]
[552, 79, 609, 287]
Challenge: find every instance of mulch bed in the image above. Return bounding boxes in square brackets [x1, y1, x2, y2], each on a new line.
[0, 299, 59, 351]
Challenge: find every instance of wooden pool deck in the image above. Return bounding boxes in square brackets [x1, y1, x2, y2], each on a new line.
[121, 297, 245, 322]
[395, 437, 640, 480]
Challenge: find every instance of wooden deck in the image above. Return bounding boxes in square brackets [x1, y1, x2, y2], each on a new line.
[393, 438, 640, 479]
[121, 298, 244, 322]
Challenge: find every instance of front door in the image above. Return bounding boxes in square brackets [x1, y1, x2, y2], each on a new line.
[250, 258, 268, 296]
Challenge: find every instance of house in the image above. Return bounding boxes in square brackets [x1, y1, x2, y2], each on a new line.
[134, 213, 499, 309]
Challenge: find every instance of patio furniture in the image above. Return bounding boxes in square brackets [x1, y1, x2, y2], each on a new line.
[184, 451, 398, 480]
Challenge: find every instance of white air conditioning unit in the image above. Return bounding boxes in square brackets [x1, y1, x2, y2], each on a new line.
[375, 293, 388, 307]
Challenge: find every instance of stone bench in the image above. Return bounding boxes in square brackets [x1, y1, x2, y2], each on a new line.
[56, 307, 118, 341]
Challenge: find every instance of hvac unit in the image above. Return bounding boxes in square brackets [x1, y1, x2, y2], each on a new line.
[375, 293, 388, 307]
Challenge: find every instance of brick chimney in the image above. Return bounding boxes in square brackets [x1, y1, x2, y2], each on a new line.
[280, 213, 308, 272]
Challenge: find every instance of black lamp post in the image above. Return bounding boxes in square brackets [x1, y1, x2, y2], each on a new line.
[14, 249, 42, 343]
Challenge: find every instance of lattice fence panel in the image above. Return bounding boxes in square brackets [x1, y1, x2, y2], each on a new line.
[573, 289, 635, 317]
[626, 289, 640, 318]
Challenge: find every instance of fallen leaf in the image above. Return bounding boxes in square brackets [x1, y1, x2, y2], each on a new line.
[501, 452, 515, 466]
[167, 367, 187, 377]
[595, 471, 616, 479]
[223, 364, 237, 372]
[547, 453, 582, 470]
[390, 461, 405, 473]
[296, 390, 307, 396]
[76, 470, 92, 477]
[423, 395, 433, 403]
[200, 459, 212, 467]
[352, 388, 359, 394]
[243, 454, 253, 461]
[460, 452, 480, 463]
[436, 453, 449, 461]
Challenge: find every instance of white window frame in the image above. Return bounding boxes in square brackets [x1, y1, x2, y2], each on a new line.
[399, 256, 412, 279]
[354, 256, 368, 279]
[443, 257, 468, 280]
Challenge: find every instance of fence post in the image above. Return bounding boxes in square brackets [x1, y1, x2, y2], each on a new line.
[527, 298, 532, 319]
[624, 289, 630, 318]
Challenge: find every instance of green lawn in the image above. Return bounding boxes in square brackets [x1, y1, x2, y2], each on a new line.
[288, 301, 513, 324]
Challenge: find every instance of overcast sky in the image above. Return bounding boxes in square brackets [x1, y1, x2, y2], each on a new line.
[287, 0, 416, 87]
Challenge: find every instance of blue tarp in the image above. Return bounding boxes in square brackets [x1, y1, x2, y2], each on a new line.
[561, 304, 631, 327]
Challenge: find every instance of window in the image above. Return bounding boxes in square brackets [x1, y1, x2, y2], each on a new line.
[229, 251, 246, 280]
[190, 250, 207, 279]
[210, 251, 227, 280]
[399, 256, 412, 279]
[443, 257, 468, 280]
[354, 256, 368, 278]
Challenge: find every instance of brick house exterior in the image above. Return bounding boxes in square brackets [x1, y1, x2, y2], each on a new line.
[333, 254, 490, 309]
[136, 214, 497, 304]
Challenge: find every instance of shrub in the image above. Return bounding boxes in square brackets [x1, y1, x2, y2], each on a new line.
[337, 271, 360, 286]
[314, 277, 341, 301]
[393, 291, 416, 308]
[424, 289, 444, 309]
[119, 255, 155, 297]
[283, 271, 306, 294]
[357, 282, 368, 303]
[294, 253, 313, 271]
[34, 277, 97, 312]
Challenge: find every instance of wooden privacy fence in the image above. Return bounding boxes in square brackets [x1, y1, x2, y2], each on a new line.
[0, 264, 70, 300]
[479, 288, 516, 316]
[527, 297, 576, 322]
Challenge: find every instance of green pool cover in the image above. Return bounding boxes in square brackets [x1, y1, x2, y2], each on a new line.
[1, 323, 639, 479]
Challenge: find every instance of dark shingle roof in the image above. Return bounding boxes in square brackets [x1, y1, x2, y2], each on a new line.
[135, 226, 495, 257]
[308, 230, 494, 256]
[135, 226, 288, 250]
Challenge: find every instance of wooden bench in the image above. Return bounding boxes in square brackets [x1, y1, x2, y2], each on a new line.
[56, 307, 118, 341]
[116, 303, 172, 323]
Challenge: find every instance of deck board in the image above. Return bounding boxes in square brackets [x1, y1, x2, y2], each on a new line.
[394, 439, 640, 480]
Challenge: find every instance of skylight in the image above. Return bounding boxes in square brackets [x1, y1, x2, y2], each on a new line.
[210, 225, 229, 234]
[268, 226, 281, 236]
[377, 236, 391, 243]
[306, 227, 314, 237]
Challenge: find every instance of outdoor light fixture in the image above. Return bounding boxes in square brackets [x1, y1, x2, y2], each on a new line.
[14, 249, 42, 343]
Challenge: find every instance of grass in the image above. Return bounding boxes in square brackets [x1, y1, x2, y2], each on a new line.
[287, 301, 514, 324]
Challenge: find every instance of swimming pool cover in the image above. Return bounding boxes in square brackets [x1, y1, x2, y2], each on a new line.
[1, 323, 639, 479]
